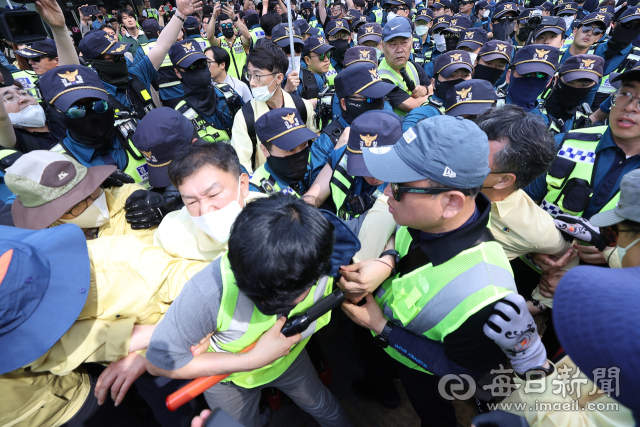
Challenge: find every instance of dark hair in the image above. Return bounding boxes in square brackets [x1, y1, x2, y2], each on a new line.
[99, 23, 114, 32]
[332, 2, 348, 12]
[206, 46, 230, 73]
[168, 141, 242, 187]
[218, 13, 231, 21]
[246, 12, 260, 28]
[353, 0, 366, 7]
[117, 8, 135, 24]
[260, 13, 282, 36]
[475, 104, 557, 189]
[620, 219, 640, 236]
[228, 194, 335, 307]
[247, 43, 288, 74]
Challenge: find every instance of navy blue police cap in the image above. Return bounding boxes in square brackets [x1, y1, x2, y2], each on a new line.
[255, 108, 318, 151]
[15, 39, 58, 59]
[343, 46, 377, 67]
[78, 30, 131, 60]
[302, 35, 334, 57]
[512, 44, 559, 77]
[444, 79, 497, 117]
[40, 65, 110, 112]
[169, 39, 207, 68]
[457, 28, 488, 50]
[559, 54, 604, 83]
[335, 61, 395, 99]
[357, 23, 383, 44]
[326, 19, 351, 35]
[433, 50, 474, 78]
[272, 23, 304, 47]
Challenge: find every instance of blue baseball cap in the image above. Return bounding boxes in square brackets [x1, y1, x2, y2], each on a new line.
[132, 107, 195, 188]
[415, 7, 433, 23]
[302, 35, 334, 57]
[15, 39, 58, 59]
[169, 39, 207, 68]
[326, 19, 351, 35]
[557, 2, 578, 15]
[444, 14, 472, 32]
[272, 23, 304, 47]
[363, 115, 490, 187]
[294, 17, 312, 34]
[444, 79, 497, 117]
[183, 16, 200, 29]
[512, 44, 559, 77]
[0, 224, 90, 375]
[457, 27, 488, 50]
[580, 11, 610, 28]
[478, 40, 513, 62]
[335, 61, 395, 99]
[492, 2, 519, 19]
[618, 6, 640, 23]
[346, 111, 403, 177]
[432, 15, 452, 33]
[142, 18, 162, 34]
[357, 22, 383, 44]
[255, 108, 318, 151]
[430, 0, 452, 9]
[541, 1, 554, 12]
[533, 17, 567, 39]
[78, 30, 131, 60]
[382, 17, 413, 41]
[559, 54, 604, 83]
[595, 5, 614, 17]
[344, 46, 377, 67]
[40, 65, 110, 112]
[433, 50, 474, 78]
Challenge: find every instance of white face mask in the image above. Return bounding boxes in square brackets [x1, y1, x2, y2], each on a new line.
[8, 104, 46, 128]
[59, 191, 110, 229]
[483, 9, 490, 18]
[190, 178, 244, 244]
[468, 52, 478, 63]
[415, 24, 429, 36]
[434, 33, 446, 52]
[562, 15, 575, 29]
[387, 11, 397, 21]
[618, 237, 640, 265]
[251, 75, 279, 102]
[374, 47, 383, 61]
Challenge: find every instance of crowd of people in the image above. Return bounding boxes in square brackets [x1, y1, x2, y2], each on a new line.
[1, 0, 640, 425]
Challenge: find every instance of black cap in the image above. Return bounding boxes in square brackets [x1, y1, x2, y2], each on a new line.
[357, 23, 383, 44]
[169, 39, 207, 68]
[132, 107, 194, 188]
[478, 40, 513, 62]
[335, 62, 395, 99]
[255, 108, 318, 150]
[612, 63, 640, 83]
[15, 40, 58, 59]
[559, 54, 604, 83]
[301, 1, 313, 8]
[78, 30, 131, 60]
[512, 44, 559, 77]
[457, 28, 488, 50]
[40, 65, 110, 112]
[346, 110, 403, 177]
[302, 35, 334, 56]
[444, 79, 497, 116]
[326, 19, 351, 35]
[344, 46, 377, 67]
[433, 50, 474, 77]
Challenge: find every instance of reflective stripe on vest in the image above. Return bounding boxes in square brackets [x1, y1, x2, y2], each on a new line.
[325, 63, 337, 86]
[598, 49, 640, 94]
[250, 27, 265, 45]
[377, 60, 418, 117]
[192, 37, 211, 53]
[141, 41, 174, 69]
[209, 254, 333, 387]
[374, 226, 515, 373]
[175, 100, 230, 143]
[220, 37, 248, 81]
[12, 70, 41, 103]
[329, 151, 356, 220]
[374, 8, 383, 24]
[249, 165, 300, 197]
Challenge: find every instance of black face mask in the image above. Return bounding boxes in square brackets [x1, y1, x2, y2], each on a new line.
[181, 66, 218, 117]
[445, 35, 459, 52]
[545, 79, 593, 121]
[222, 27, 235, 38]
[492, 21, 516, 41]
[434, 78, 464, 101]
[516, 26, 531, 42]
[266, 146, 310, 183]
[301, 10, 312, 20]
[610, 23, 640, 45]
[341, 97, 384, 124]
[89, 58, 129, 90]
[473, 64, 504, 85]
[48, 106, 116, 148]
[329, 39, 349, 65]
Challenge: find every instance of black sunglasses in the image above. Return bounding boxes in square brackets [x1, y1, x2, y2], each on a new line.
[282, 44, 304, 55]
[579, 24, 605, 35]
[390, 183, 471, 202]
[497, 16, 517, 22]
[622, 20, 640, 30]
[183, 59, 208, 71]
[29, 55, 56, 63]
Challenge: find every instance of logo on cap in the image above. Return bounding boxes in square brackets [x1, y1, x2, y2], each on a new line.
[318, 36, 325, 43]
[360, 134, 378, 147]
[596, 13, 605, 19]
[285, 26, 290, 34]
[359, 49, 370, 60]
[455, 87, 472, 102]
[635, 7, 640, 14]
[140, 150, 157, 162]
[335, 20, 344, 27]
[600, 7, 607, 11]
[113, 44, 127, 53]
[580, 58, 596, 69]
[496, 43, 507, 52]
[365, 26, 374, 33]
[368, 68, 379, 80]
[451, 18, 458, 25]
[504, 3, 513, 9]
[182, 41, 194, 52]
[282, 112, 300, 129]
[450, 53, 462, 62]
[443, 166, 457, 178]
[58, 69, 84, 87]
[465, 31, 474, 39]
[58, 171, 68, 180]
[18, 50, 35, 56]
[534, 48, 550, 61]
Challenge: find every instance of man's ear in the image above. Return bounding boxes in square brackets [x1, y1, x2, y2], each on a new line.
[340, 97, 346, 110]
[493, 173, 517, 190]
[174, 67, 182, 79]
[441, 191, 466, 219]
[505, 68, 511, 84]
[259, 143, 270, 158]
[240, 172, 250, 200]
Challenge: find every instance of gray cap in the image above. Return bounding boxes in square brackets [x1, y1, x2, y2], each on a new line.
[590, 169, 640, 227]
[362, 115, 490, 187]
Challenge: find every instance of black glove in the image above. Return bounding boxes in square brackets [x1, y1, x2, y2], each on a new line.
[472, 411, 529, 427]
[553, 214, 609, 251]
[161, 184, 184, 213]
[102, 169, 136, 188]
[124, 190, 165, 229]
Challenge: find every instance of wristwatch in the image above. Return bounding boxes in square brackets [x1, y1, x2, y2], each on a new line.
[233, 16, 239, 22]
[374, 321, 396, 349]
[514, 363, 555, 381]
[379, 249, 400, 276]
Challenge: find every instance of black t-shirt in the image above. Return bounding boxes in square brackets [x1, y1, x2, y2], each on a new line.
[14, 120, 66, 153]
[385, 86, 411, 108]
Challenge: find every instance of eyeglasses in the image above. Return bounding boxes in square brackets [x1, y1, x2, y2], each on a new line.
[579, 24, 605, 35]
[388, 6, 408, 13]
[28, 55, 55, 63]
[600, 223, 635, 246]
[246, 72, 278, 82]
[3, 90, 30, 103]
[282, 44, 304, 55]
[390, 182, 471, 202]
[622, 20, 640, 30]
[459, 0, 474, 4]
[328, 32, 350, 41]
[521, 72, 549, 79]
[497, 16, 517, 22]
[62, 100, 110, 119]
[184, 60, 208, 72]
[612, 90, 640, 110]
[311, 51, 332, 61]
[65, 189, 103, 217]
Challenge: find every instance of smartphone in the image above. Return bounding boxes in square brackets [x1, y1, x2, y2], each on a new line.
[80, 5, 93, 15]
[163, 5, 170, 11]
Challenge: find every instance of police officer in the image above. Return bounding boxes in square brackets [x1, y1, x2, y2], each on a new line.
[471, 0, 490, 30]
[169, 40, 240, 143]
[525, 63, 640, 267]
[309, 61, 395, 184]
[365, 0, 384, 24]
[413, 9, 434, 59]
[341, 115, 517, 425]
[325, 19, 353, 73]
[357, 23, 384, 60]
[444, 78, 497, 118]
[271, 23, 305, 93]
[250, 107, 319, 196]
[557, 2, 579, 38]
[491, 2, 519, 41]
[385, 0, 412, 22]
[503, 44, 560, 124]
[14, 39, 59, 78]
[541, 54, 604, 136]
[403, 50, 474, 130]
[306, 110, 401, 219]
[246, 10, 266, 45]
[184, 16, 211, 51]
[473, 39, 514, 87]
[560, 12, 608, 63]
[300, 35, 335, 103]
[296, 18, 321, 41]
[40, 66, 149, 185]
[532, 16, 568, 50]
[456, 27, 488, 63]
[438, 14, 472, 53]
[378, 17, 432, 115]
[208, 3, 251, 80]
[301, 1, 324, 30]
[430, 0, 453, 17]
[428, 15, 451, 65]
[351, 15, 370, 44]
[510, 8, 536, 48]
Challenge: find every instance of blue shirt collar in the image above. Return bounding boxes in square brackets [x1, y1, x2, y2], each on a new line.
[595, 127, 617, 154]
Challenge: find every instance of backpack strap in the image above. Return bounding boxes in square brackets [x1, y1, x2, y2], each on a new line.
[242, 101, 259, 171]
[301, 68, 320, 99]
[320, 119, 345, 147]
[289, 92, 308, 124]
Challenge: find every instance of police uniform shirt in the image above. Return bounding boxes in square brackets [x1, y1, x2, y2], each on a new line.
[401, 94, 444, 132]
[249, 161, 311, 195]
[133, 37, 186, 102]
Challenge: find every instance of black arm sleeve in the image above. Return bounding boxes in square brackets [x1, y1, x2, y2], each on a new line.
[385, 86, 411, 108]
[414, 62, 432, 87]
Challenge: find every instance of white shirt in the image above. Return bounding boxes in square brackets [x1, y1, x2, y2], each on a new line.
[222, 74, 253, 103]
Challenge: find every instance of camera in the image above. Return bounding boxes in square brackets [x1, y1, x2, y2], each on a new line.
[527, 8, 542, 29]
[0, 9, 48, 44]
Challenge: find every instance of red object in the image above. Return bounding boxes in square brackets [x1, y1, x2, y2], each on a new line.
[266, 387, 281, 411]
[166, 342, 256, 411]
